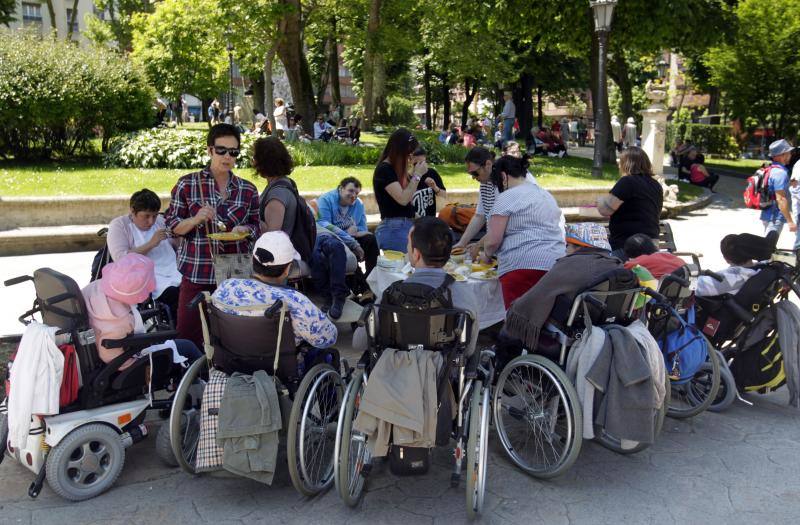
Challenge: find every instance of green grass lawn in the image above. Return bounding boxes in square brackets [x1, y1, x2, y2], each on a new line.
[705, 158, 765, 176]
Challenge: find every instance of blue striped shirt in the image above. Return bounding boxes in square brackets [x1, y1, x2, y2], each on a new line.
[490, 183, 565, 276]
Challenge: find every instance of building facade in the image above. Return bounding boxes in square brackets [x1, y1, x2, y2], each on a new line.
[8, 0, 103, 46]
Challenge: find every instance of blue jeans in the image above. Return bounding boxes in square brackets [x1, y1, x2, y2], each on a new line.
[503, 118, 515, 144]
[311, 235, 350, 301]
[763, 218, 785, 237]
[375, 217, 413, 253]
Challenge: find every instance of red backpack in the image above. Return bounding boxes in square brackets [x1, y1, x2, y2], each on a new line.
[5, 344, 80, 408]
[743, 164, 777, 210]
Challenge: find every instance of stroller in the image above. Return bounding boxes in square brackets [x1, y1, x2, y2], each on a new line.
[493, 269, 669, 482]
[1, 268, 184, 501]
[164, 292, 345, 497]
[694, 256, 800, 411]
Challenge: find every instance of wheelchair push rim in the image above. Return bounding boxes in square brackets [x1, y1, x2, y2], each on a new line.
[466, 380, 490, 518]
[288, 363, 343, 496]
[668, 341, 721, 419]
[493, 354, 583, 479]
[169, 357, 208, 474]
[334, 370, 371, 507]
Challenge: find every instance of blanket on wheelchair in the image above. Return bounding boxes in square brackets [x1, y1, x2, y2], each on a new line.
[196, 369, 227, 472]
[353, 349, 443, 457]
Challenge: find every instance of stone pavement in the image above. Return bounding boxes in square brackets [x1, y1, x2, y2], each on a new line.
[2, 174, 800, 524]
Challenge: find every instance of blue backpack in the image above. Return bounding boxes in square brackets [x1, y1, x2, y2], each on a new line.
[660, 306, 708, 384]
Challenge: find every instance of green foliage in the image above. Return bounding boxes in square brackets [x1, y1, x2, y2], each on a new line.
[385, 96, 418, 127]
[130, 0, 227, 102]
[704, 0, 800, 137]
[668, 123, 740, 158]
[86, 0, 154, 51]
[0, 30, 154, 160]
[0, 0, 15, 26]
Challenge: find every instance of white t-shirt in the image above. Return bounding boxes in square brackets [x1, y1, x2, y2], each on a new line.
[274, 105, 288, 130]
[128, 223, 182, 299]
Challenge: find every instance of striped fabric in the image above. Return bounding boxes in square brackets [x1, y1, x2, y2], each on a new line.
[476, 182, 496, 223]
[195, 369, 228, 472]
[490, 183, 566, 277]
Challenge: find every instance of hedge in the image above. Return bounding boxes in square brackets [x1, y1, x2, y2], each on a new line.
[0, 30, 154, 160]
[666, 123, 740, 158]
[104, 127, 470, 169]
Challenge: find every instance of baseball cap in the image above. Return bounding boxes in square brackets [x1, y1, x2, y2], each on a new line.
[252, 231, 300, 266]
[565, 222, 611, 251]
[769, 139, 794, 158]
[100, 253, 156, 305]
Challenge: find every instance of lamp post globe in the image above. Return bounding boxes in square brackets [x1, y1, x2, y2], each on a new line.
[589, 0, 617, 178]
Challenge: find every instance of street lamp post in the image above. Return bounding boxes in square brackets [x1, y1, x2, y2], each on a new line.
[226, 36, 234, 116]
[656, 58, 669, 83]
[590, 0, 617, 178]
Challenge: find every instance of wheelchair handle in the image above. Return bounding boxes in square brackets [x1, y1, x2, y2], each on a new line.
[643, 287, 669, 304]
[96, 227, 109, 237]
[188, 293, 206, 310]
[4, 275, 32, 287]
[700, 269, 723, 282]
[264, 299, 284, 318]
[661, 274, 690, 288]
[356, 303, 373, 327]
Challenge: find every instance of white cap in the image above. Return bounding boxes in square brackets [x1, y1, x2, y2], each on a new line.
[252, 231, 300, 266]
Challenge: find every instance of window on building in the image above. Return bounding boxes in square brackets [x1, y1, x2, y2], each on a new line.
[93, 7, 106, 20]
[22, 3, 42, 24]
[341, 85, 354, 99]
[66, 8, 79, 35]
[339, 66, 351, 78]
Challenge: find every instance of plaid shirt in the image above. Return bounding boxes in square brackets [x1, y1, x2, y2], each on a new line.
[164, 168, 261, 285]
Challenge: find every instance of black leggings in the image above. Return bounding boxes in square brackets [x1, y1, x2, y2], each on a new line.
[692, 172, 719, 190]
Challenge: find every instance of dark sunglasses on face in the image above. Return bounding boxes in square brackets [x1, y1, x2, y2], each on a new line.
[212, 146, 240, 158]
[469, 169, 481, 179]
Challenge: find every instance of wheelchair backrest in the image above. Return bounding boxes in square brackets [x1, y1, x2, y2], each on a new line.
[33, 268, 91, 332]
[372, 303, 468, 352]
[658, 265, 694, 307]
[206, 302, 298, 380]
[557, 268, 640, 329]
[658, 221, 676, 252]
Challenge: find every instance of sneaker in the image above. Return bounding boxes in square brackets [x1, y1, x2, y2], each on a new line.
[329, 297, 346, 320]
[558, 150, 566, 158]
[320, 296, 332, 313]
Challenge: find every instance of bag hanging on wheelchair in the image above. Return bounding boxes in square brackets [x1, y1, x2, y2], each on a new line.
[660, 306, 708, 384]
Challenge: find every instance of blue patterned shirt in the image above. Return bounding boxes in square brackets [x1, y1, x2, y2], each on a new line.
[211, 279, 337, 348]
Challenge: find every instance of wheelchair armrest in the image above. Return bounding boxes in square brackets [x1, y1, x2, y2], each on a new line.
[721, 297, 753, 324]
[102, 330, 180, 350]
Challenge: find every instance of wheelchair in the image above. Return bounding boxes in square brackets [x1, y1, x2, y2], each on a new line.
[333, 302, 493, 518]
[493, 269, 670, 482]
[694, 258, 800, 411]
[644, 254, 722, 419]
[163, 292, 344, 497]
[1, 268, 183, 501]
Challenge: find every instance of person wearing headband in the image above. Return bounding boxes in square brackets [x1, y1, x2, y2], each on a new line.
[82, 253, 202, 369]
[212, 231, 337, 349]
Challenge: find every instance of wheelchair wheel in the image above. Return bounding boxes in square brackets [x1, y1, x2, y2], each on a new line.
[0, 409, 8, 465]
[465, 380, 489, 518]
[45, 423, 125, 501]
[169, 357, 208, 474]
[288, 363, 343, 497]
[707, 359, 737, 412]
[595, 371, 670, 455]
[493, 354, 582, 479]
[155, 419, 177, 467]
[668, 343, 721, 419]
[334, 370, 371, 507]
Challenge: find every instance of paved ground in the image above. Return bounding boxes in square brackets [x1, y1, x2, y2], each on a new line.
[2, 174, 800, 524]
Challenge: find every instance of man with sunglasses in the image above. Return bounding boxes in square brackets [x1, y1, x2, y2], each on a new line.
[165, 123, 261, 347]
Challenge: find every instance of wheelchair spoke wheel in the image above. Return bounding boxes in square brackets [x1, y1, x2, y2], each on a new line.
[493, 355, 582, 479]
[595, 371, 670, 454]
[707, 356, 737, 412]
[169, 357, 208, 474]
[0, 403, 8, 465]
[288, 363, 343, 496]
[334, 370, 371, 507]
[466, 380, 490, 518]
[670, 345, 721, 419]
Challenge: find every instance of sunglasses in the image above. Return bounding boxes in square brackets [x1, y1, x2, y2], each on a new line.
[469, 170, 481, 179]
[212, 146, 240, 158]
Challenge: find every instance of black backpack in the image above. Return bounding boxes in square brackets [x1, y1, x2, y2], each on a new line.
[260, 178, 317, 262]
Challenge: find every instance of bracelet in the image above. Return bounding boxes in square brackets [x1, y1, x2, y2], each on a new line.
[412, 175, 421, 182]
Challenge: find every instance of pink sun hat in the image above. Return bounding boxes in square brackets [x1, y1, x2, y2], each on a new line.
[100, 253, 156, 305]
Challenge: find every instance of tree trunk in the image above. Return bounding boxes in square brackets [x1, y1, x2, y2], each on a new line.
[423, 61, 432, 130]
[277, 0, 317, 127]
[707, 86, 721, 124]
[66, 0, 79, 40]
[590, 33, 616, 164]
[460, 78, 478, 128]
[362, 0, 382, 130]
[373, 54, 387, 122]
[44, 0, 57, 35]
[537, 84, 543, 129]
[315, 37, 331, 110]
[264, 46, 277, 131]
[442, 73, 451, 129]
[328, 25, 341, 110]
[512, 74, 534, 148]
[609, 52, 633, 123]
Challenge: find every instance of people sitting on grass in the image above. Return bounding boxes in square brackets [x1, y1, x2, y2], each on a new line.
[212, 231, 337, 348]
[334, 119, 350, 143]
[82, 253, 202, 369]
[352, 216, 479, 355]
[348, 119, 362, 145]
[107, 188, 182, 322]
[164, 124, 261, 349]
[314, 115, 333, 141]
[679, 147, 719, 190]
[316, 177, 379, 275]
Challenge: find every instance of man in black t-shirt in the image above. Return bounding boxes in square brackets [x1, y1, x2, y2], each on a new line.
[410, 147, 447, 218]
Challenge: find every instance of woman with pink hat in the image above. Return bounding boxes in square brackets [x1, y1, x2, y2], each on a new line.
[82, 253, 202, 369]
